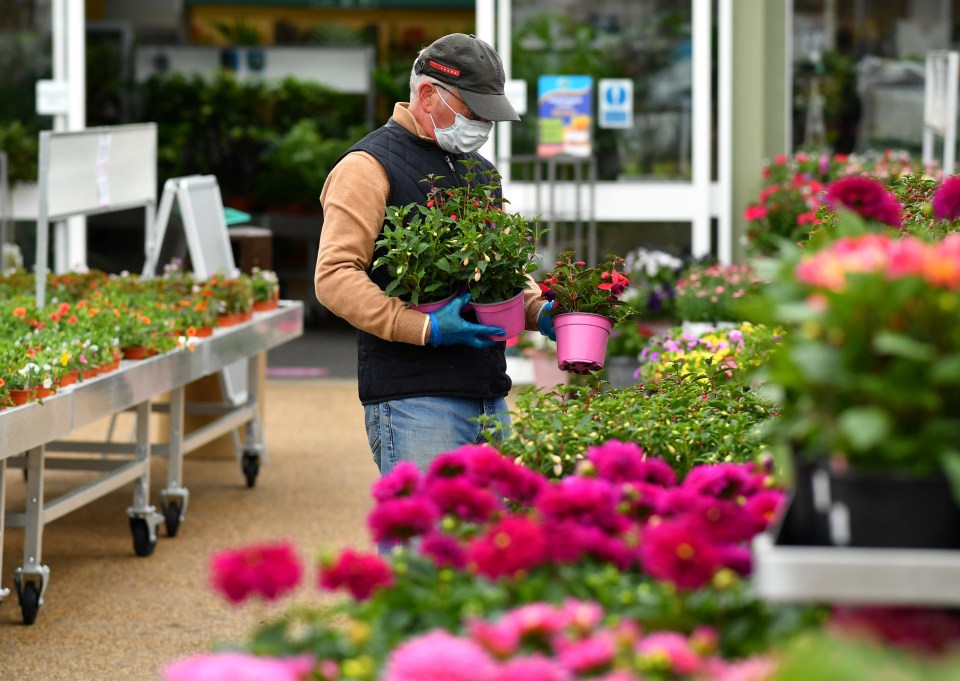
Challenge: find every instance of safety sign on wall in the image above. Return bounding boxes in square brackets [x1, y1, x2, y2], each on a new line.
[598, 78, 634, 129]
[537, 75, 593, 157]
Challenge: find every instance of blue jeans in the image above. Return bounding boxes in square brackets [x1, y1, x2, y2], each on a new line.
[364, 396, 511, 477]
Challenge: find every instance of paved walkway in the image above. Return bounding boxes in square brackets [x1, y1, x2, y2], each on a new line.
[0, 379, 377, 680]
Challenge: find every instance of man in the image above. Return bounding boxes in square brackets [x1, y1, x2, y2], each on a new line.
[315, 33, 555, 477]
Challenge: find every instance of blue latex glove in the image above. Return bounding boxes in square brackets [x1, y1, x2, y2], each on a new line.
[427, 292, 505, 348]
[537, 301, 557, 341]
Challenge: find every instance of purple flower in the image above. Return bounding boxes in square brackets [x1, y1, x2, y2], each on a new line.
[383, 630, 498, 681]
[372, 461, 423, 501]
[317, 549, 393, 600]
[164, 652, 315, 681]
[421, 531, 468, 569]
[467, 515, 548, 579]
[426, 476, 500, 522]
[367, 496, 440, 543]
[825, 176, 902, 227]
[933, 176, 960, 221]
[639, 518, 723, 590]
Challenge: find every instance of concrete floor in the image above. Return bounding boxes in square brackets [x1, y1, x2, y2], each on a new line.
[0, 316, 377, 680]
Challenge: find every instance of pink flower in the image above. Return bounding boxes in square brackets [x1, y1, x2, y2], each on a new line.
[164, 652, 315, 681]
[500, 602, 566, 640]
[210, 540, 303, 604]
[639, 518, 723, 590]
[367, 496, 440, 543]
[933, 176, 960, 221]
[467, 447, 546, 504]
[637, 632, 703, 676]
[555, 631, 617, 674]
[707, 656, 778, 681]
[492, 656, 572, 681]
[467, 515, 548, 579]
[660, 489, 757, 544]
[560, 599, 605, 634]
[825, 176, 902, 227]
[383, 630, 498, 681]
[426, 449, 472, 481]
[468, 617, 522, 658]
[743, 205, 768, 221]
[372, 461, 423, 501]
[745, 490, 786, 532]
[317, 549, 393, 600]
[421, 531, 468, 569]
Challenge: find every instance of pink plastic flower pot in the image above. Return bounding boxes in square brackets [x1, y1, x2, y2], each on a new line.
[408, 293, 456, 314]
[471, 291, 526, 341]
[554, 312, 614, 374]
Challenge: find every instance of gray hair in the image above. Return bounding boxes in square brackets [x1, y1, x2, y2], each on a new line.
[410, 52, 457, 102]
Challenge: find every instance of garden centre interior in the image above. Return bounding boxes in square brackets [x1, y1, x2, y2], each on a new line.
[2, 1, 960, 679]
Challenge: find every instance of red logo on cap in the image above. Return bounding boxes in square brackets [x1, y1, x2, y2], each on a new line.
[428, 60, 460, 77]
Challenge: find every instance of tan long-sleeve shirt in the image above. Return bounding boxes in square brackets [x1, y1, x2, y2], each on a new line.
[315, 103, 544, 346]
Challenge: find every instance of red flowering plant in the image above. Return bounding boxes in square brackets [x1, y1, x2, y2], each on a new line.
[183, 442, 821, 681]
[539, 251, 638, 324]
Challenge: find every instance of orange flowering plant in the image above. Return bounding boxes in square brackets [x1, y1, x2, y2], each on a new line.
[754, 228, 960, 479]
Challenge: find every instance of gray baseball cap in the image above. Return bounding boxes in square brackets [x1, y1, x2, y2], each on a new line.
[415, 33, 520, 122]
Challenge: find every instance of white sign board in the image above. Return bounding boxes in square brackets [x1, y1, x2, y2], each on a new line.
[505, 79, 528, 116]
[598, 78, 633, 129]
[36, 80, 70, 116]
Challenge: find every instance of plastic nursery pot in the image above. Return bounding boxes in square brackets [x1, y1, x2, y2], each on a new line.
[470, 291, 525, 341]
[122, 346, 150, 360]
[408, 293, 456, 314]
[554, 312, 614, 374]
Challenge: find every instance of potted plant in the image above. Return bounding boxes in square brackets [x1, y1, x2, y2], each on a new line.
[374, 161, 542, 338]
[538, 251, 637, 373]
[249, 267, 281, 311]
[757, 226, 960, 548]
[620, 246, 686, 333]
[673, 262, 765, 335]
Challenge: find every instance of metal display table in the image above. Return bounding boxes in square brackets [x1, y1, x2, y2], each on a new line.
[752, 500, 960, 607]
[0, 301, 303, 624]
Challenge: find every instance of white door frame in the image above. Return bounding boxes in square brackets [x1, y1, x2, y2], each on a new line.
[478, 0, 733, 263]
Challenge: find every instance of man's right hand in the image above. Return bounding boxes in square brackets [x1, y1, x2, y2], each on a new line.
[427, 292, 505, 348]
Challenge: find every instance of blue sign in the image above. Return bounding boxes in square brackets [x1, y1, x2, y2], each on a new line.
[598, 79, 633, 130]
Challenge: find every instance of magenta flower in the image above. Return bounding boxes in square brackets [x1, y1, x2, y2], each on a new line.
[492, 656, 572, 681]
[620, 481, 667, 522]
[467, 515, 548, 579]
[585, 440, 675, 485]
[469, 449, 547, 505]
[639, 518, 723, 590]
[660, 489, 757, 544]
[426, 476, 499, 522]
[536, 477, 627, 534]
[933, 176, 960, 221]
[421, 531, 468, 569]
[367, 496, 440, 543]
[317, 548, 393, 600]
[745, 489, 786, 533]
[372, 461, 423, 502]
[719, 544, 753, 576]
[210, 540, 303, 604]
[383, 630, 498, 681]
[683, 463, 757, 499]
[825, 176, 902, 227]
[164, 652, 315, 681]
[426, 449, 472, 481]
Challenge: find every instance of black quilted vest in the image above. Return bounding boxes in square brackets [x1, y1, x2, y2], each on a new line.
[335, 119, 511, 405]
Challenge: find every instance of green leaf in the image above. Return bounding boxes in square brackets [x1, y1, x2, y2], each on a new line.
[941, 451, 960, 505]
[837, 406, 891, 452]
[929, 353, 960, 384]
[872, 331, 935, 361]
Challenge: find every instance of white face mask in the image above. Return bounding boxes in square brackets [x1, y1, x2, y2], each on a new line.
[430, 88, 494, 154]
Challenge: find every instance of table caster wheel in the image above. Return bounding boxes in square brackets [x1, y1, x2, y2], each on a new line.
[242, 451, 260, 488]
[162, 500, 182, 538]
[14, 574, 41, 626]
[130, 517, 156, 557]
